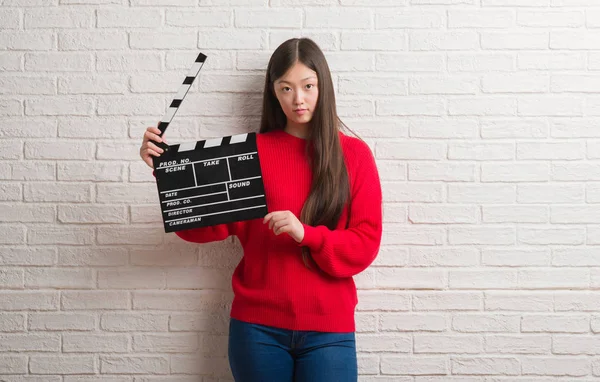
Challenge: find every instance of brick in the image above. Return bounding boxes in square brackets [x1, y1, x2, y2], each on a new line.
[0, 355, 27, 374]
[381, 314, 446, 332]
[377, 10, 444, 29]
[58, 205, 127, 224]
[25, 8, 92, 28]
[0, 205, 55, 223]
[0, 248, 56, 266]
[29, 313, 96, 331]
[97, 95, 165, 116]
[485, 292, 553, 312]
[59, 74, 127, 95]
[0, 118, 56, 138]
[373, 268, 446, 289]
[0, 225, 25, 244]
[0, 269, 23, 288]
[342, 32, 406, 51]
[0, 313, 25, 332]
[58, 162, 125, 182]
[0, 333, 59, 351]
[133, 290, 230, 311]
[452, 357, 520, 375]
[26, 96, 94, 116]
[25, 52, 93, 72]
[30, 355, 94, 374]
[522, 314, 589, 333]
[167, 9, 229, 27]
[97, 52, 162, 72]
[521, 356, 589, 376]
[24, 183, 92, 203]
[357, 333, 411, 352]
[413, 292, 482, 311]
[102, 313, 169, 332]
[377, 53, 444, 72]
[63, 333, 129, 353]
[97, 8, 161, 27]
[449, 10, 514, 28]
[411, 31, 479, 51]
[449, 270, 518, 289]
[133, 333, 198, 353]
[199, 30, 265, 50]
[62, 291, 129, 310]
[0, 52, 22, 71]
[59, 31, 127, 50]
[0, 31, 52, 50]
[481, 163, 549, 182]
[381, 356, 448, 375]
[453, 314, 520, 333]
[97, 227, 163, 245]
[305, 8, 370, 28]
[59, 247, 127, 266]
[98, 268, 165, 289]
[25, 268, 95, 289]
[11, 160, 56, 180]
[99, 356, 169, 374]
[482, 32, 548, 49]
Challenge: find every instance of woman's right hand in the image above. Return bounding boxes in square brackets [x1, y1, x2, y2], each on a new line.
[140, 126, 166, 168]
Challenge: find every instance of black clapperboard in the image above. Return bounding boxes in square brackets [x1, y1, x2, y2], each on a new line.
[151, 53, 268, 233]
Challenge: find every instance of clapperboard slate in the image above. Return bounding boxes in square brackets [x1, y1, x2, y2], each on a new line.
[150, 52, 268, 233]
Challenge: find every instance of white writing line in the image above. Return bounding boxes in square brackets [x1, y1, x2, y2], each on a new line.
[160, 176, 262, 194]
[164, 194, 265, 213]
[165, 204, 267, 223]
[157, 151, 258, 170]
[161, 191, 227, 205]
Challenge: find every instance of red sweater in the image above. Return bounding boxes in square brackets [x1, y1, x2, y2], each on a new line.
[175, 129, 383, 333]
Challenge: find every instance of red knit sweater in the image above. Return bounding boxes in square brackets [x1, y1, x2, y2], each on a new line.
[175, 129, 383, 333]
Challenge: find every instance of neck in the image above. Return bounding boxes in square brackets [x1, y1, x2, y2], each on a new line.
[284, 122, 309, 139]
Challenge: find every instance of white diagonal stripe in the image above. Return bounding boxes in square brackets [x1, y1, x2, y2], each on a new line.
[161, 107, 177, 123]
[174, 84, 191, 101]
[178, 141, 196, 152]
[230, 133, 248, 144]
[204, 137, 223, 148]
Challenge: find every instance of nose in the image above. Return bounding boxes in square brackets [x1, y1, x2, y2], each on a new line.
[293, 89, 304, 105]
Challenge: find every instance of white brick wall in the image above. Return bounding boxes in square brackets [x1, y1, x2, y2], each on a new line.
[2, 0, 600, 380]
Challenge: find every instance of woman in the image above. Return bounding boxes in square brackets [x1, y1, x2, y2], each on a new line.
[140, 37, 383, 382]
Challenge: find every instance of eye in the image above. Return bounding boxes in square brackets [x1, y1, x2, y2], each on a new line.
[306, 84, 315, 89]
[282, 87, 291, 92]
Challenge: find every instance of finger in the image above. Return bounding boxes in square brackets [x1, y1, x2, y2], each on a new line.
[143, 156, 153, 168]
[263, 211, 282, 224]
[146, 141, 164, 154]
[144, 130, 163, 143]
[269, 215, 284, 230]
[145, 148, 162, 157]
[263, 212, 275, 223]
[272, 219, 288, 232]
[147, 126, 162, 135]
[275, 224, 290, 235]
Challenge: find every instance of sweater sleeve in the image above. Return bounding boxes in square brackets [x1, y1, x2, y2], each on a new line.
[298, 141, 383, 278]
[175, 222, 239, 243]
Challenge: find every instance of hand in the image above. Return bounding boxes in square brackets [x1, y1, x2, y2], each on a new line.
[263, 210, 304, 243]
[140, 126, 167, 168]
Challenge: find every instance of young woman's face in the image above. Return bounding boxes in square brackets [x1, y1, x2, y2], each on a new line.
[273, 62, 319, 126]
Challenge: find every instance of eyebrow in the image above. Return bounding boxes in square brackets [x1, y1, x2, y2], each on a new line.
[276, 76, 317, 84]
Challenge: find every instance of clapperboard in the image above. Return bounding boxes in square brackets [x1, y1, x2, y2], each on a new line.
[151, 53, 268, 233]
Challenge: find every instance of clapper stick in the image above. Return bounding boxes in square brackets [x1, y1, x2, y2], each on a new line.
[153, 52, 207, 152]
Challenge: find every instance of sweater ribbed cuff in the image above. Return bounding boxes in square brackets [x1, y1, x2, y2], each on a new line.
[298, 223, 324, 250]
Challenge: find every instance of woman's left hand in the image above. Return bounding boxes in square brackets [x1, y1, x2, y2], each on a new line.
[263, 210, 305, 243]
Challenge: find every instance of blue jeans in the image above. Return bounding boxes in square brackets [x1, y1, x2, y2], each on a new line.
[228, 317, 358, 382]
